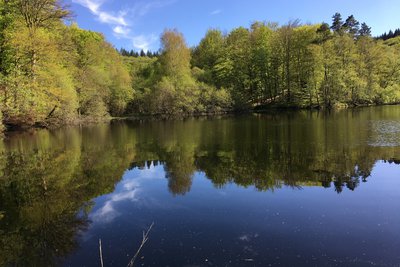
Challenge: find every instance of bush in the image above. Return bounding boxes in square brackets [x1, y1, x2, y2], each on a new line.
[198, 84, 232, 113]
[381, 84, 400, 104]
[82, 96, 110, 120]
[151, 77, 178, 114]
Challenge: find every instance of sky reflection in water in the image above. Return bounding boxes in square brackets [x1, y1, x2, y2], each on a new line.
[66, 160, 400, 267]
[1, 106, 400, 267]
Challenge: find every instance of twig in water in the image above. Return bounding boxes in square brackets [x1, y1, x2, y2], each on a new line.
[127, 222, 154, 267]
[99, 239, 104, 267]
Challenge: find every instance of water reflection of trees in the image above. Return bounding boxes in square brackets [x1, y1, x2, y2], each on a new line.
[0, 125, 137, 266]
[130, 108, 400, 194]
[132, 145, 398, 195]
[1, 107, 400, 264]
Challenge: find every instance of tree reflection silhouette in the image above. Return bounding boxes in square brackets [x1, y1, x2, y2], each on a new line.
[1, 107, 400, 264]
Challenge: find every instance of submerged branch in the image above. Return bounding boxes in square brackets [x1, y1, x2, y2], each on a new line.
[127, 222, 155, 267]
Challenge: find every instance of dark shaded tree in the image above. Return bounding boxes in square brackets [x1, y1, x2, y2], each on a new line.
[331, 12, 343, 33]
[343, 15, 360, 36]
[359, 22, 371, 37]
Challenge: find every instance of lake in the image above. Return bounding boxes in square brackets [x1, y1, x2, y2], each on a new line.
[1, 106, 400, 267]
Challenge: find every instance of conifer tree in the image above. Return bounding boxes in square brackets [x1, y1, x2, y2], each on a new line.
[359, 22, 371, 37]
[343, 15, 360, 36]
[331, 12, 343, 33]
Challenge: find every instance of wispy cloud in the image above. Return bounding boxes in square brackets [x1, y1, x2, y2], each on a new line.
[113, 25, 130, 37]
[91, 179, 140, 223]
[90, 162, 164, 224]
[73, 0, 101, 13]
[73, 0, 128, 25]
[210, 9, 222, 16]
[132, 34, 158, 51]
[129, 0, 177, 18]
[72, 0, 175, 51]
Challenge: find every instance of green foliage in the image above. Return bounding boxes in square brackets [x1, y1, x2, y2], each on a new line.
[69, 24, 132, 118]
[197, 84, 232, 113]
[159, 29, 192, 81]
[1, 5, 400, 134]
[191, 29, 225, 85]
[383, 36, 400, 47]
[191, 15, 400, 110]
[125, 30, 232, 115]
[0, 1, 132, 131]
[71, 13, 400, 117]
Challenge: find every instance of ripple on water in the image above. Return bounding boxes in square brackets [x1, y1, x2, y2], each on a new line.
[369, 120, 400, 147]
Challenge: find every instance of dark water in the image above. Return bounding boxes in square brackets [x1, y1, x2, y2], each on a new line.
[1, 106, 400, 267]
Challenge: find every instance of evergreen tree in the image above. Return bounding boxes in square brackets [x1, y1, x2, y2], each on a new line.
[359, 22, 371, 37]
[331, 12, 343, 33]
[119, 48, 130, 56]
[343, 15, 360, 36]
[380, 32, 388, 40]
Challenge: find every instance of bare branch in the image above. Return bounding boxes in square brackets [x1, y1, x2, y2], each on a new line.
[127, 222, 154, 267]
[99, 239, 104, 267]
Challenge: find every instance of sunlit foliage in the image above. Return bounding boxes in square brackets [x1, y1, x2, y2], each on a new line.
[0, 0, 132, 131]
[0, 4, 400, 134]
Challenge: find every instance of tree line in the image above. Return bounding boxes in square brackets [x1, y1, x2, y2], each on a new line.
[118, 48, 159, 58]
[123, 13, 400, 116]
[377, 28, 400, 41]
[1, 0, 400, 134]
[189, 13, 400, 110]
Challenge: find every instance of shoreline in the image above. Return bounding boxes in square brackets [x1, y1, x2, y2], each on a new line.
[1, 103, 399, 137]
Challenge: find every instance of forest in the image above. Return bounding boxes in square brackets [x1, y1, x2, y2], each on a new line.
[1, 0, 400, 134]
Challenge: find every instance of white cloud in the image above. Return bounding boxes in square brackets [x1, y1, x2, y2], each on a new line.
[91, 201, 118, 223]
[90, 163, 174, 224]
[73, 0, 102, 13]
[72, 0, 173, 50]
[73, 0, 127, 26]
[113, 26, 131, 37]
[123, 179, 139, 190]
[91, 180, 140, 223]
[98, 11, 128, 26]
[132, 34, 158, 52]
[210, 9, 222, 16]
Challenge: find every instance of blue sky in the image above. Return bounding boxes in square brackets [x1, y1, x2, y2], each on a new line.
[68, 0, 400, 51]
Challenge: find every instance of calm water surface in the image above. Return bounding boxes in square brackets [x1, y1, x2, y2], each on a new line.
[1, 106, 400, 267]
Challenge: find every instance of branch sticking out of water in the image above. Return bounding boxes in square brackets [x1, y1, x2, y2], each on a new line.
[127, 222, 155, 267]
[99, 239, 104, 267]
